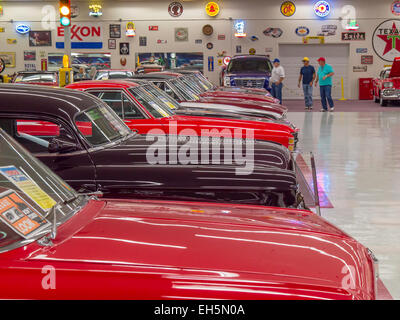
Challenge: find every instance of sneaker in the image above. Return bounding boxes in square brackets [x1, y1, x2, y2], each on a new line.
[305, 106, 309, 110]
[320, 109, 327, 112]
[329, 107, 335, 112]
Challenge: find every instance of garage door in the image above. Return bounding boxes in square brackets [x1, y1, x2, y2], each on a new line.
[279, 44, 349, 99]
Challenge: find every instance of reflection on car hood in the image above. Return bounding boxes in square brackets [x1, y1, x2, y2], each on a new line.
[27, 199, 374, 299]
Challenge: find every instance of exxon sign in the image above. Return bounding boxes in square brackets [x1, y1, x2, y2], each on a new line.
[56, 23, 103, 49]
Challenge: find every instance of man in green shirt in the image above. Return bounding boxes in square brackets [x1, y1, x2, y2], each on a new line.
[315, 57, 335, 112]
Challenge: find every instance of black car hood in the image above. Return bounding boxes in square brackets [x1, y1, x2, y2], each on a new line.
[89, 134, 302, 208]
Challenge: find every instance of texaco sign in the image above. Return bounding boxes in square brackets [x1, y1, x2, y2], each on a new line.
[373, 19, 400, 62]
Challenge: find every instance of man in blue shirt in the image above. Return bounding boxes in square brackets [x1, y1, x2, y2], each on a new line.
[315, 57, 335, 112]
[298, 57, 316, 110]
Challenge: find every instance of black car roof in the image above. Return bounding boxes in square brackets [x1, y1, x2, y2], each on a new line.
[0, 84, 102, 120]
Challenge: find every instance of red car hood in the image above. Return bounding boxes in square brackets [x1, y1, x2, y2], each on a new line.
[201, 91, 281, 105]
[199, 96, 287, 114]
[27, 199, 374, 299]
[169, 114, 294, 134]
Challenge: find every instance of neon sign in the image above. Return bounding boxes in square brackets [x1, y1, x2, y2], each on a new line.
[234, 20, 246, 38]
[314, 1, 331, 18]
[15, 24, 30, 34]
[345, 20, 359, 30]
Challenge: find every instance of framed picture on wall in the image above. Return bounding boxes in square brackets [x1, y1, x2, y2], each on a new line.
[29, 31, 52, 47]
[108, 39, 116, 49]
[110, 24, 121, 38]
[0, 52, 16, 67]
[24, 50, 36, 61]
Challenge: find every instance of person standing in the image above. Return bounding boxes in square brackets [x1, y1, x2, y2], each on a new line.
[315, 57, 335, 112]
[298, 57, 316, 110]
[270, 58, 285, 105]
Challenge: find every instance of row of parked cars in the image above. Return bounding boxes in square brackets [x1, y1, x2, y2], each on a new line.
[0, 67, 380, 299]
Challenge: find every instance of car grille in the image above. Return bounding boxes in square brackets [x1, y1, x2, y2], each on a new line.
[233, 78, 265, 88]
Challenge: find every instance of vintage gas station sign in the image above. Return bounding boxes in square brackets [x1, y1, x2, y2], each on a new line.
[205, 2, 220, 17]
[56, 23, 103, 49]
[373, 19, 400, 62]
[280, 1, 296, 17]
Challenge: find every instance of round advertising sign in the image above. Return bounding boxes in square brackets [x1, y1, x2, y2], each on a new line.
[295, 26, 310, 36]
[168, 2, 183, 17]
[249, 48, 256, 55]
[280, 1, 296, 17]
[223, 56, 231, 65]
[372, 19, 400, 62]
[205, 2, 220, 17]
[392, 1, 400, 15]
[202, 24, 214, 36]
[314, 1, 331, 18]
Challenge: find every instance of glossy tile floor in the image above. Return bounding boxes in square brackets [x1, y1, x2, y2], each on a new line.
[287, 109, 400, 299]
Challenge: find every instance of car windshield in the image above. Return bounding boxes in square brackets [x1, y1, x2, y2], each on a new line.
[75, 104, 132, 146]
[144, 83, 182, 110]
[195, 73, 215, 90]
[227, 58, 272, 73]
[129, 86, 175, 118]
[181, 76, 205, 94]
[95, 71, 134, 80]
[0, 129, 85, 252]
[15, 73, 56, 83]
[170, 79, 200, 101]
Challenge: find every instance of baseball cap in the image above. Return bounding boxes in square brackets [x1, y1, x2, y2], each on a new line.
[317, 57, 326, 62]
[302, 57, 310, 62]
[273, 58, 280, 63]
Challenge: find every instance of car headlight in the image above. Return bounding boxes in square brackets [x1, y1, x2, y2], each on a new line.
[224, 76, 231, 86]
[383, 82, 393, 88]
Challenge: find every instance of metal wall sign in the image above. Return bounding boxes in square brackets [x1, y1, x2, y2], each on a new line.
[342, 32, 365, 41]
[280, 1, 296, 17]
[263, 28, 283, 38]
[295, 26, 310, 36]
[168, 2, 183, 17]
[361, 55, 373, 65]
[208, 56, 214, 71]
[205, 2, 220, 17]
[120, 43, 130, 55]
[373, 19, 400, 62]
[56, 23, 102, 49]
[314, 1, 331, 18]
[353, 65, 367, 72]
[356, 48, 368, 53]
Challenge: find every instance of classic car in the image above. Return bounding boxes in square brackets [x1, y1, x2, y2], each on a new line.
[175, 69, 276, 99]
[372, 57, 400, 106]
[126, 78, 298, 136]
[0, 127, 379, 299]
[12, 71, 58, 87]
[93, 69, 136, 80]
[65, 80, 297, 150]
[222, 55, 273, 91]
[0, 84, 302, 207]
[128, 73, 287, 120]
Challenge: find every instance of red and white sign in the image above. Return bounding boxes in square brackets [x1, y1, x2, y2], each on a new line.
[56, 23, 103, 49]
[223, 56, 231, 66]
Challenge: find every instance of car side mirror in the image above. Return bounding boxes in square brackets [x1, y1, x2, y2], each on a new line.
[48, 137, 80, 153]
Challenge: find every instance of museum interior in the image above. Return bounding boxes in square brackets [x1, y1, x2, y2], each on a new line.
[0, 0, 399, 302]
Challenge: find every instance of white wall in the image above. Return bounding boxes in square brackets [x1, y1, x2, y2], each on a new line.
[0, 0, 397, 99]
